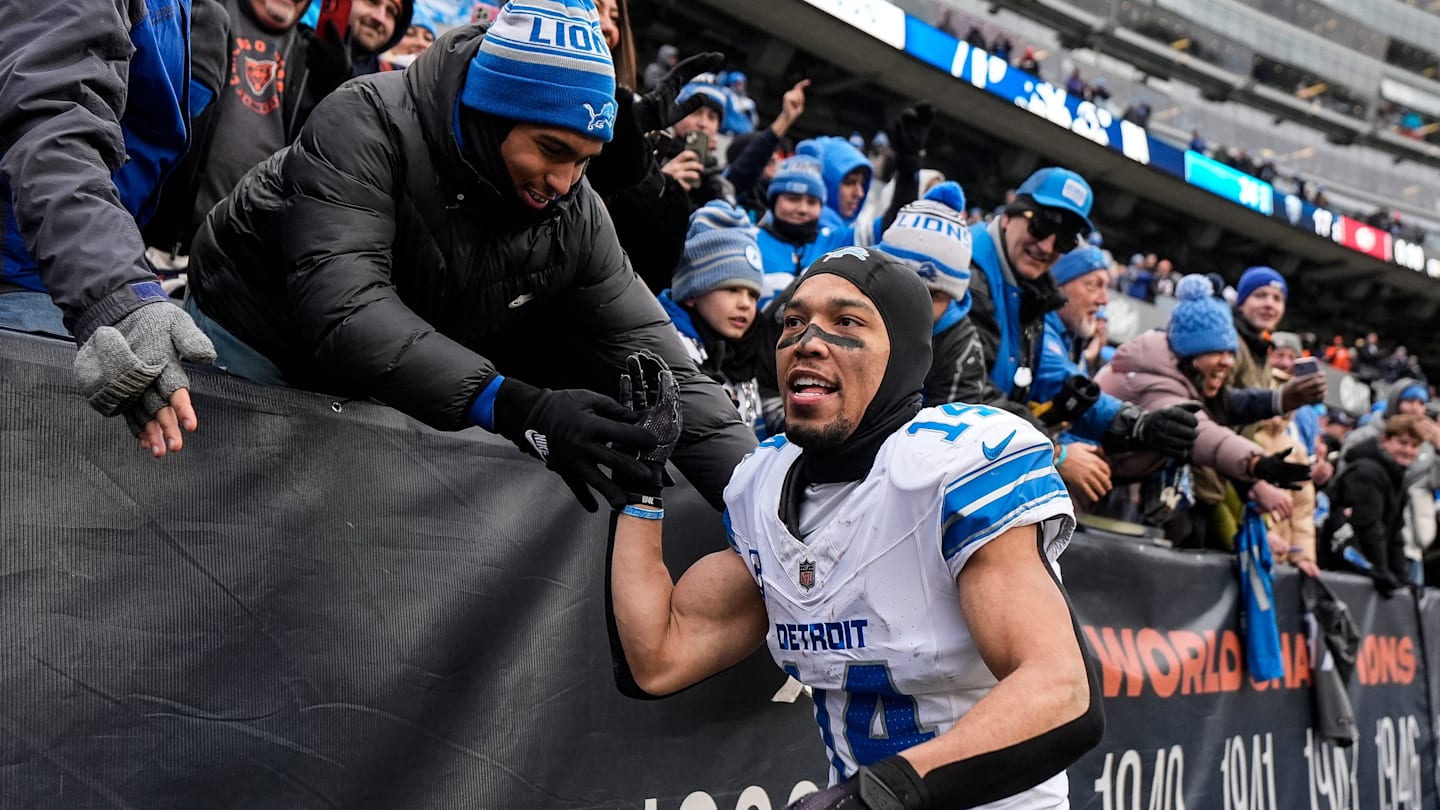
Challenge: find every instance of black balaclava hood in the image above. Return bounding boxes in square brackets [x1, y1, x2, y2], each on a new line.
[788, 248, 933, 485]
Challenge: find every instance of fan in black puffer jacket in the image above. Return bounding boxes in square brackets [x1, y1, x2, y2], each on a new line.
[185, 21, 756, 510]
[1322, 418, 1425, 594]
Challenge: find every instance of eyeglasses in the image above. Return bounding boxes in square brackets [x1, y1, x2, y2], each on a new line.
[1016, 208, 1089, 249]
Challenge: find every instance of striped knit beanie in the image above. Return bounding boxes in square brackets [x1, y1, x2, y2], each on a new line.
[673, 203, 764, 301]
[461, 0, 617, 141]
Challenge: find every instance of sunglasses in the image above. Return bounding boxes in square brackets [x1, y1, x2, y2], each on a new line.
[1016, 208, 1089, 249]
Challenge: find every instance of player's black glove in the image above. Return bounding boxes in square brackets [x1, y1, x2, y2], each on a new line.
[616, 350, 682, 504]
[1105, 402, 1200, 458]
[493, 379, 657, 512]
[889, 103, 934, 159]
[1252, 448, 1311, 490]
[300, 20, 353, 98]
[633, 52, 725, 133]
[786, 757, 931, 810]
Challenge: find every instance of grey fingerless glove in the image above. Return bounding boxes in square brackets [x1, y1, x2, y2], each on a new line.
[74, 299, 217, 433]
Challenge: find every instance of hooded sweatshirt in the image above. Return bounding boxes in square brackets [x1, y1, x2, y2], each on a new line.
[806, 136, 872, 230]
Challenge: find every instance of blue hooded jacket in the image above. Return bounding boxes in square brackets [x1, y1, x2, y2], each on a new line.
[801, 137, 872, 228]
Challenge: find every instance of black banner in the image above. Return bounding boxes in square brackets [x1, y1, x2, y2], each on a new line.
[1, 330, 1437, 809]
[1066, 540, 1434, 810]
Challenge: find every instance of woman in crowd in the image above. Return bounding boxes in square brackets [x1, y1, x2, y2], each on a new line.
[1096, 275, 1312, 547]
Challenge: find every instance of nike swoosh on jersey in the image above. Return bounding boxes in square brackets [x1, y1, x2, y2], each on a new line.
[981, 429, 1017, 461]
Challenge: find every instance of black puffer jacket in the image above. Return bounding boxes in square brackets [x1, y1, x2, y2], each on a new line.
[1323, 436, 1409, 588]
[188, 26, 755, 508]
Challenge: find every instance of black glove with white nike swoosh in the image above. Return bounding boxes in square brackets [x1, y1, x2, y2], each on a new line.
[493, 379, 659, 512]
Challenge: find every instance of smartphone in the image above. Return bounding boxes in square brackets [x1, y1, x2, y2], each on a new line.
[316, 0, 353, 42]
[1293, 356, 1320, 378]
[683, 131, 710, 164]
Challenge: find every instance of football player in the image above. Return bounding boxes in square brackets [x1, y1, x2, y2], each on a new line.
[608, 247, 1104, 809]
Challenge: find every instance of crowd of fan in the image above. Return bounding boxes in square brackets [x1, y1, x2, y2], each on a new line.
[4, 0, 1438, 603]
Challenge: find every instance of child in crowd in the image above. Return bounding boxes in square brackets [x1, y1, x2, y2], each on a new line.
[658, 203, 770, 437]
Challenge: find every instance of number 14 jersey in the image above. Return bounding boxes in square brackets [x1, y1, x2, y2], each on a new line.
[723, 404, 1076, 807]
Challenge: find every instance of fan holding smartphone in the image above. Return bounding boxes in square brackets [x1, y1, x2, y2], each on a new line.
[659, 81, 727, 197]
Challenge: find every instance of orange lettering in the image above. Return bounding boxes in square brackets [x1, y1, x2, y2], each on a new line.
[1290, 632, 1311, 689]
[1169, 630, 1207, 695]
[1084, 626, 1144, 698]
[1219, 631, 1243, 692]
[1359, 635, 1378, 685]
[1203, 630, 1219, 693]
[1138, 628, 1180, 698]
[1397, 637, 1416, 684]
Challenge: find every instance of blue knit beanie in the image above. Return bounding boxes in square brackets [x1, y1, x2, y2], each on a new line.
[1236, 266, 1287, 304]
[1399, 384, 1431, 404]
[1168, 275, 1239, 358]
[1050, 245, 1109, 287]
[768, 155, 827, 203]
[673, 205, 764, 301]
[461, 0, 617, 142]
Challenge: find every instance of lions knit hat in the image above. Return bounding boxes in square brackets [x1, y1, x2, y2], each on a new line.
[1168, 275, 1239, 358]
[768, 154, 827, 203]
[1050, 245, 1109, 287]
[673, 203, 764, 301]
[461, 0, 617, 142]
[1237, 266, 1287, 304]
[876, 184, 972, 303]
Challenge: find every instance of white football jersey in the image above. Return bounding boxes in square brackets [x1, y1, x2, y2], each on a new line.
[724, 403, 1076, 809]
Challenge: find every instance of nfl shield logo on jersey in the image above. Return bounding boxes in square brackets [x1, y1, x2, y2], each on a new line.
[798, 559, 816, 590]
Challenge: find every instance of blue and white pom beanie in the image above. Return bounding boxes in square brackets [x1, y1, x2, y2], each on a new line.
[688, 199, 754, 238]
[673, 203, 764, 301]
[461, 0, 617, 142]
[1168, 274, 1239, 358]
[875, 182, 972, 303]
[767, 155, 827, 204]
